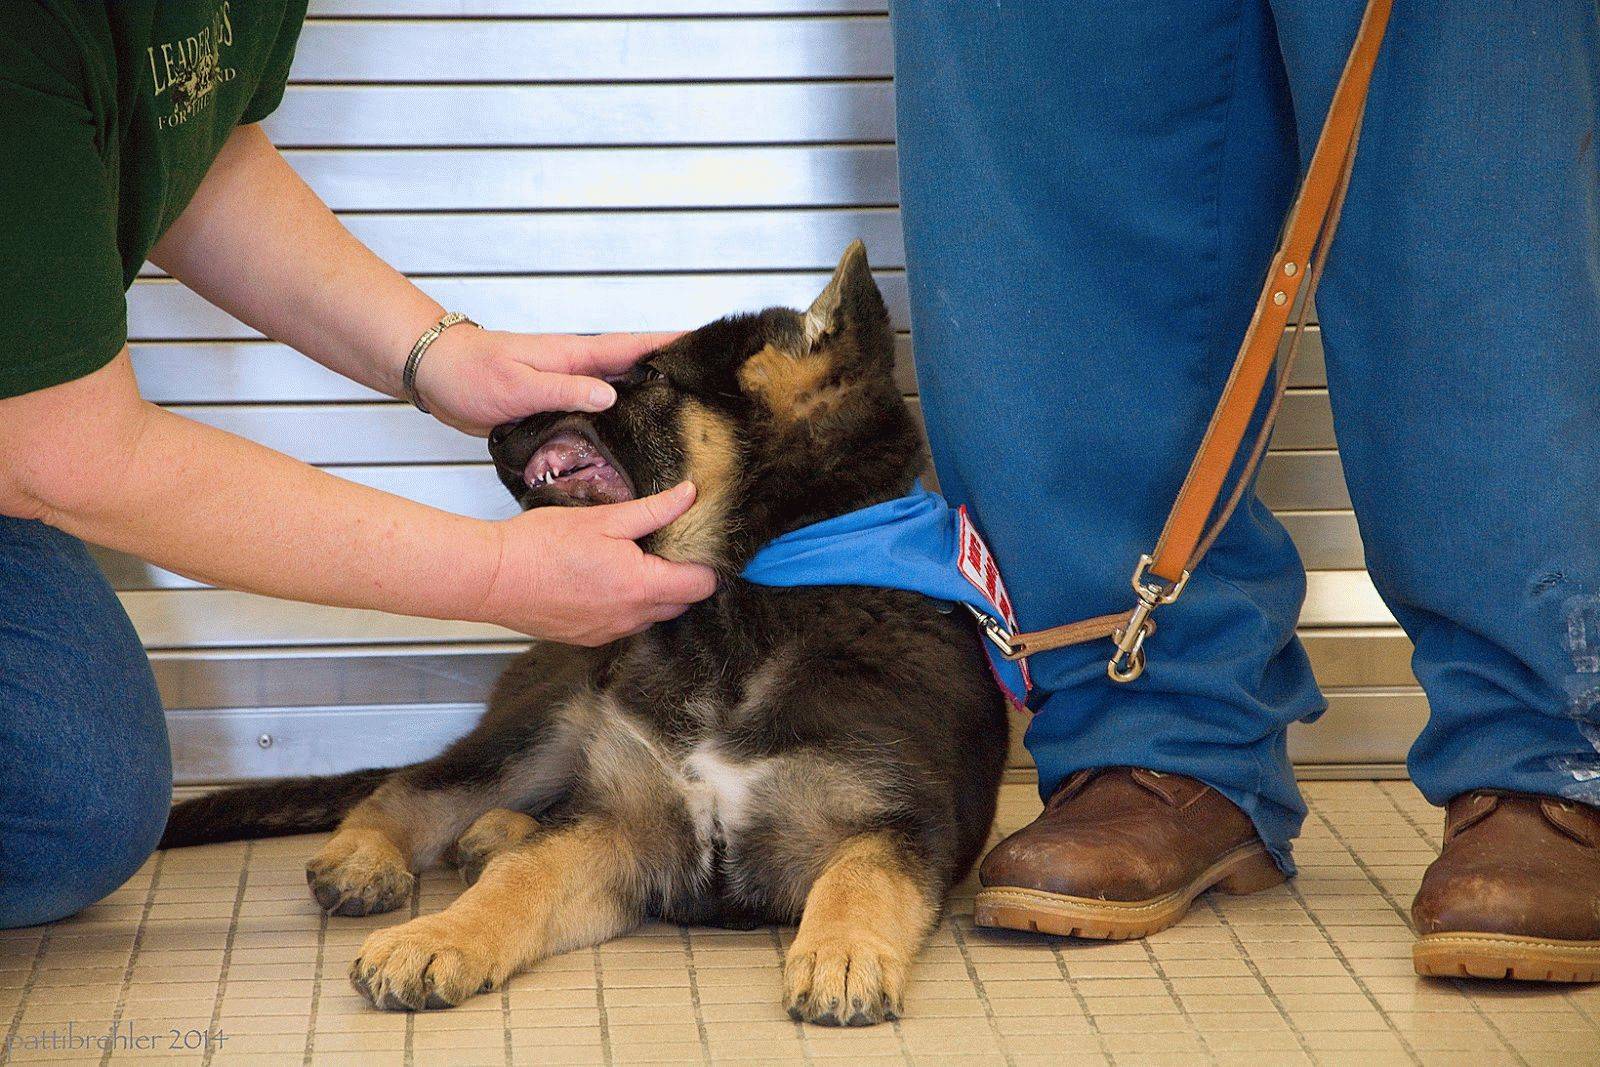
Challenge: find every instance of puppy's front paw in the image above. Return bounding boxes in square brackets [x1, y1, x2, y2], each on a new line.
[306, 829, 414, 916]
[783, 937, 908, 1027]
[350, 917, 499, 1011]
[453, 808, 540, 886]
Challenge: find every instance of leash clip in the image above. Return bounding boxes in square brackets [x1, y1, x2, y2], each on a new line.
[965, 604, 1021, 660]
[1108, 554, 1190, 683]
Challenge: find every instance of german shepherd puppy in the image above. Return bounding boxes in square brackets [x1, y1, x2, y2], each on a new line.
[159, 243, 1009, 1026]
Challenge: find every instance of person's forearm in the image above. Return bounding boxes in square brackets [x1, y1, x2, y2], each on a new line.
[148, 123, 440, 398]
[26, 380, 503, 624]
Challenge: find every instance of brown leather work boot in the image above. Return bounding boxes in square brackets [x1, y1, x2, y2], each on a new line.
[1411, 790, 1600, 982]
[973, 767, 1285, 939]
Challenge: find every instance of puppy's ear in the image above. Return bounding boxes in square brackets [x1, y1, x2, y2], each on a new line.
[738, 242, 889, 420]
[802, 240, 886, 351]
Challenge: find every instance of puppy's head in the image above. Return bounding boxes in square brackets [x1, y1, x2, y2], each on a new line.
[488, 242, 924, 569]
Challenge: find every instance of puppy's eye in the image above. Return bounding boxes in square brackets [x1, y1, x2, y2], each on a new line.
[630, 362, 667, 387]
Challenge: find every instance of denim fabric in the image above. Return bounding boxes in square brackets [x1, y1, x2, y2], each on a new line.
[0, 516, 170, 927]
[891, 0, 1600, 871]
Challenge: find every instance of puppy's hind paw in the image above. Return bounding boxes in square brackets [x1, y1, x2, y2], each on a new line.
[306, 829, 414, 917]
[453, 808, 540, 885]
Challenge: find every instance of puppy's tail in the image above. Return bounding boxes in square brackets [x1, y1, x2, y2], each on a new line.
[158, 766, 401, 849]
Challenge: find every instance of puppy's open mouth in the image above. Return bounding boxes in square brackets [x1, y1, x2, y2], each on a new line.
[523, 426, 635, 505]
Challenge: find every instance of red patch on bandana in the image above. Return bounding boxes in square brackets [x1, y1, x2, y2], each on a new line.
[956, 506, 1032, 692]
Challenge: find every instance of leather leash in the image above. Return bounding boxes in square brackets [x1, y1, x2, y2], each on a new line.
[975, 0, 1392, 684]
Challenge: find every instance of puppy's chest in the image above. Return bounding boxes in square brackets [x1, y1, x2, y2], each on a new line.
[677, 742, 772, 844]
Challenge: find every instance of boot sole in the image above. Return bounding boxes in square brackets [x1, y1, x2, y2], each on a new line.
[1413, 933, 1600, 983]
[971, 841, 1285, 941]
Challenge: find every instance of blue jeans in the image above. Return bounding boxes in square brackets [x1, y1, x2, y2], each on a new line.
[892, 0, 1600, 872]
[0, 516, 170, 927]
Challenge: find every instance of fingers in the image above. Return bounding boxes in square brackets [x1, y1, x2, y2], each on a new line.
[640, 555, 718, 608]
[509, 362, 616, 413]
[598, 481, 698, 540]
[535, 332, 687, 376]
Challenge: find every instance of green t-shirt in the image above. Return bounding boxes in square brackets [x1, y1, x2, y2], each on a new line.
[0, 0, 309, 399]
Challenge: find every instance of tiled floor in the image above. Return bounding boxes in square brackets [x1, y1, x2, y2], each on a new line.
[3, 780, 1597, 1066]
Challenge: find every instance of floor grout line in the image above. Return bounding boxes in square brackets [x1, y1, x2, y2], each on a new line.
[97, 849, 167, 1067]
[1199, 894, 1321, 1063]
[678, 927, 712, 1064]
[1278, 874, 1421, 1064]
[1047, 940, 1111, 1063]
[1366, 784, 1533, 1066]
[2, 930, 51, 1054]
[768, 926, 822, 1066]
[10, 786, 1594, 1066]
[500, 980, 513, 1067]
[593, 944, 613, 1067]
[200, 842, 253, 1067]
[947, 914, 1017, 1067]
[403, 872, 421, 1067]
[302, 904, 330, 1067]
[1136, 934, 1219, 1065]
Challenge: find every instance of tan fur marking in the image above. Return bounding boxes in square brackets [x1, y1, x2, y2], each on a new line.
[654, 399, 740, 564]
[783, 833, 938, 1026]
[349, 819, 642, 1010]
[305, 824, 415, 916]
[453, 808, 541, 884]
[738, 343, 837, 420]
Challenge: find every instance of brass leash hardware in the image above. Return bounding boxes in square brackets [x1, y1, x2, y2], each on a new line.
[1107, 555, 1190, 683]
[957, 0, 1388, 691]
[966, 603, 1020, 660]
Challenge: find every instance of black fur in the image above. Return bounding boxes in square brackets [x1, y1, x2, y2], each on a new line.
[161, 244, 1010, 1018]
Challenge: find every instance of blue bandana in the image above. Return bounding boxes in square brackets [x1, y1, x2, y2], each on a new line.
[740, 484, 1031, 707]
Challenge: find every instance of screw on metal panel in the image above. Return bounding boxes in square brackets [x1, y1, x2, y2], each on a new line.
[257, 733, 273, 748]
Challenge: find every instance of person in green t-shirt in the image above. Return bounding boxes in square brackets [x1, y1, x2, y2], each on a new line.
[0, 2, 715, 927]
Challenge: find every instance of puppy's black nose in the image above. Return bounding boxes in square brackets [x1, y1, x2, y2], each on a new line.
[488, 424, 512, 447]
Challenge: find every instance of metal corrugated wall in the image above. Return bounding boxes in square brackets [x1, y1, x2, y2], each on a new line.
[103, 1, 1423, 783]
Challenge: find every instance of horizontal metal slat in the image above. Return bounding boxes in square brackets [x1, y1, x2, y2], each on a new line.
[1302, 628, 1415, 689]
[290, 18, 891, 83]
[1301, 571, 1392, 627]
[308, 1, 888, 13]
[1001, 688, 1426, 773]
[144, 626, 1416, 736]
[263, 82, 894, 147]
[141, 209, 907, 278]
[129, 334, 918, 402]
[151, 645, 522, 710]
[130, 333, 1338, 407]
[174, 687, 1422, 785]
[1255, 450, 1351, 510]
[156, 395, 1331, 468]
[169, 703, 485, 785]
[95, 493, 1365, 594]
[128, 272, 912, 338]
[123, 589, 510, 650]
[120, 570, 1395, 651]
[1278, 511, 1364, 571]
[1290, 690, 1428, 765]
[280, 145, 900, 210]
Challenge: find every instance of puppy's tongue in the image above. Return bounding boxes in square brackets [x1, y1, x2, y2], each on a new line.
[524, 431, 633, 503]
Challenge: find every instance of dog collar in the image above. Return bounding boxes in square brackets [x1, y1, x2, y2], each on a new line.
[741, 483, 1032, 708]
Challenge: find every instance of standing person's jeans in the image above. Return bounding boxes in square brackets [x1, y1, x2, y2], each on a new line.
[0, 515, 170, 927]
[891, 0, 1600, 871]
